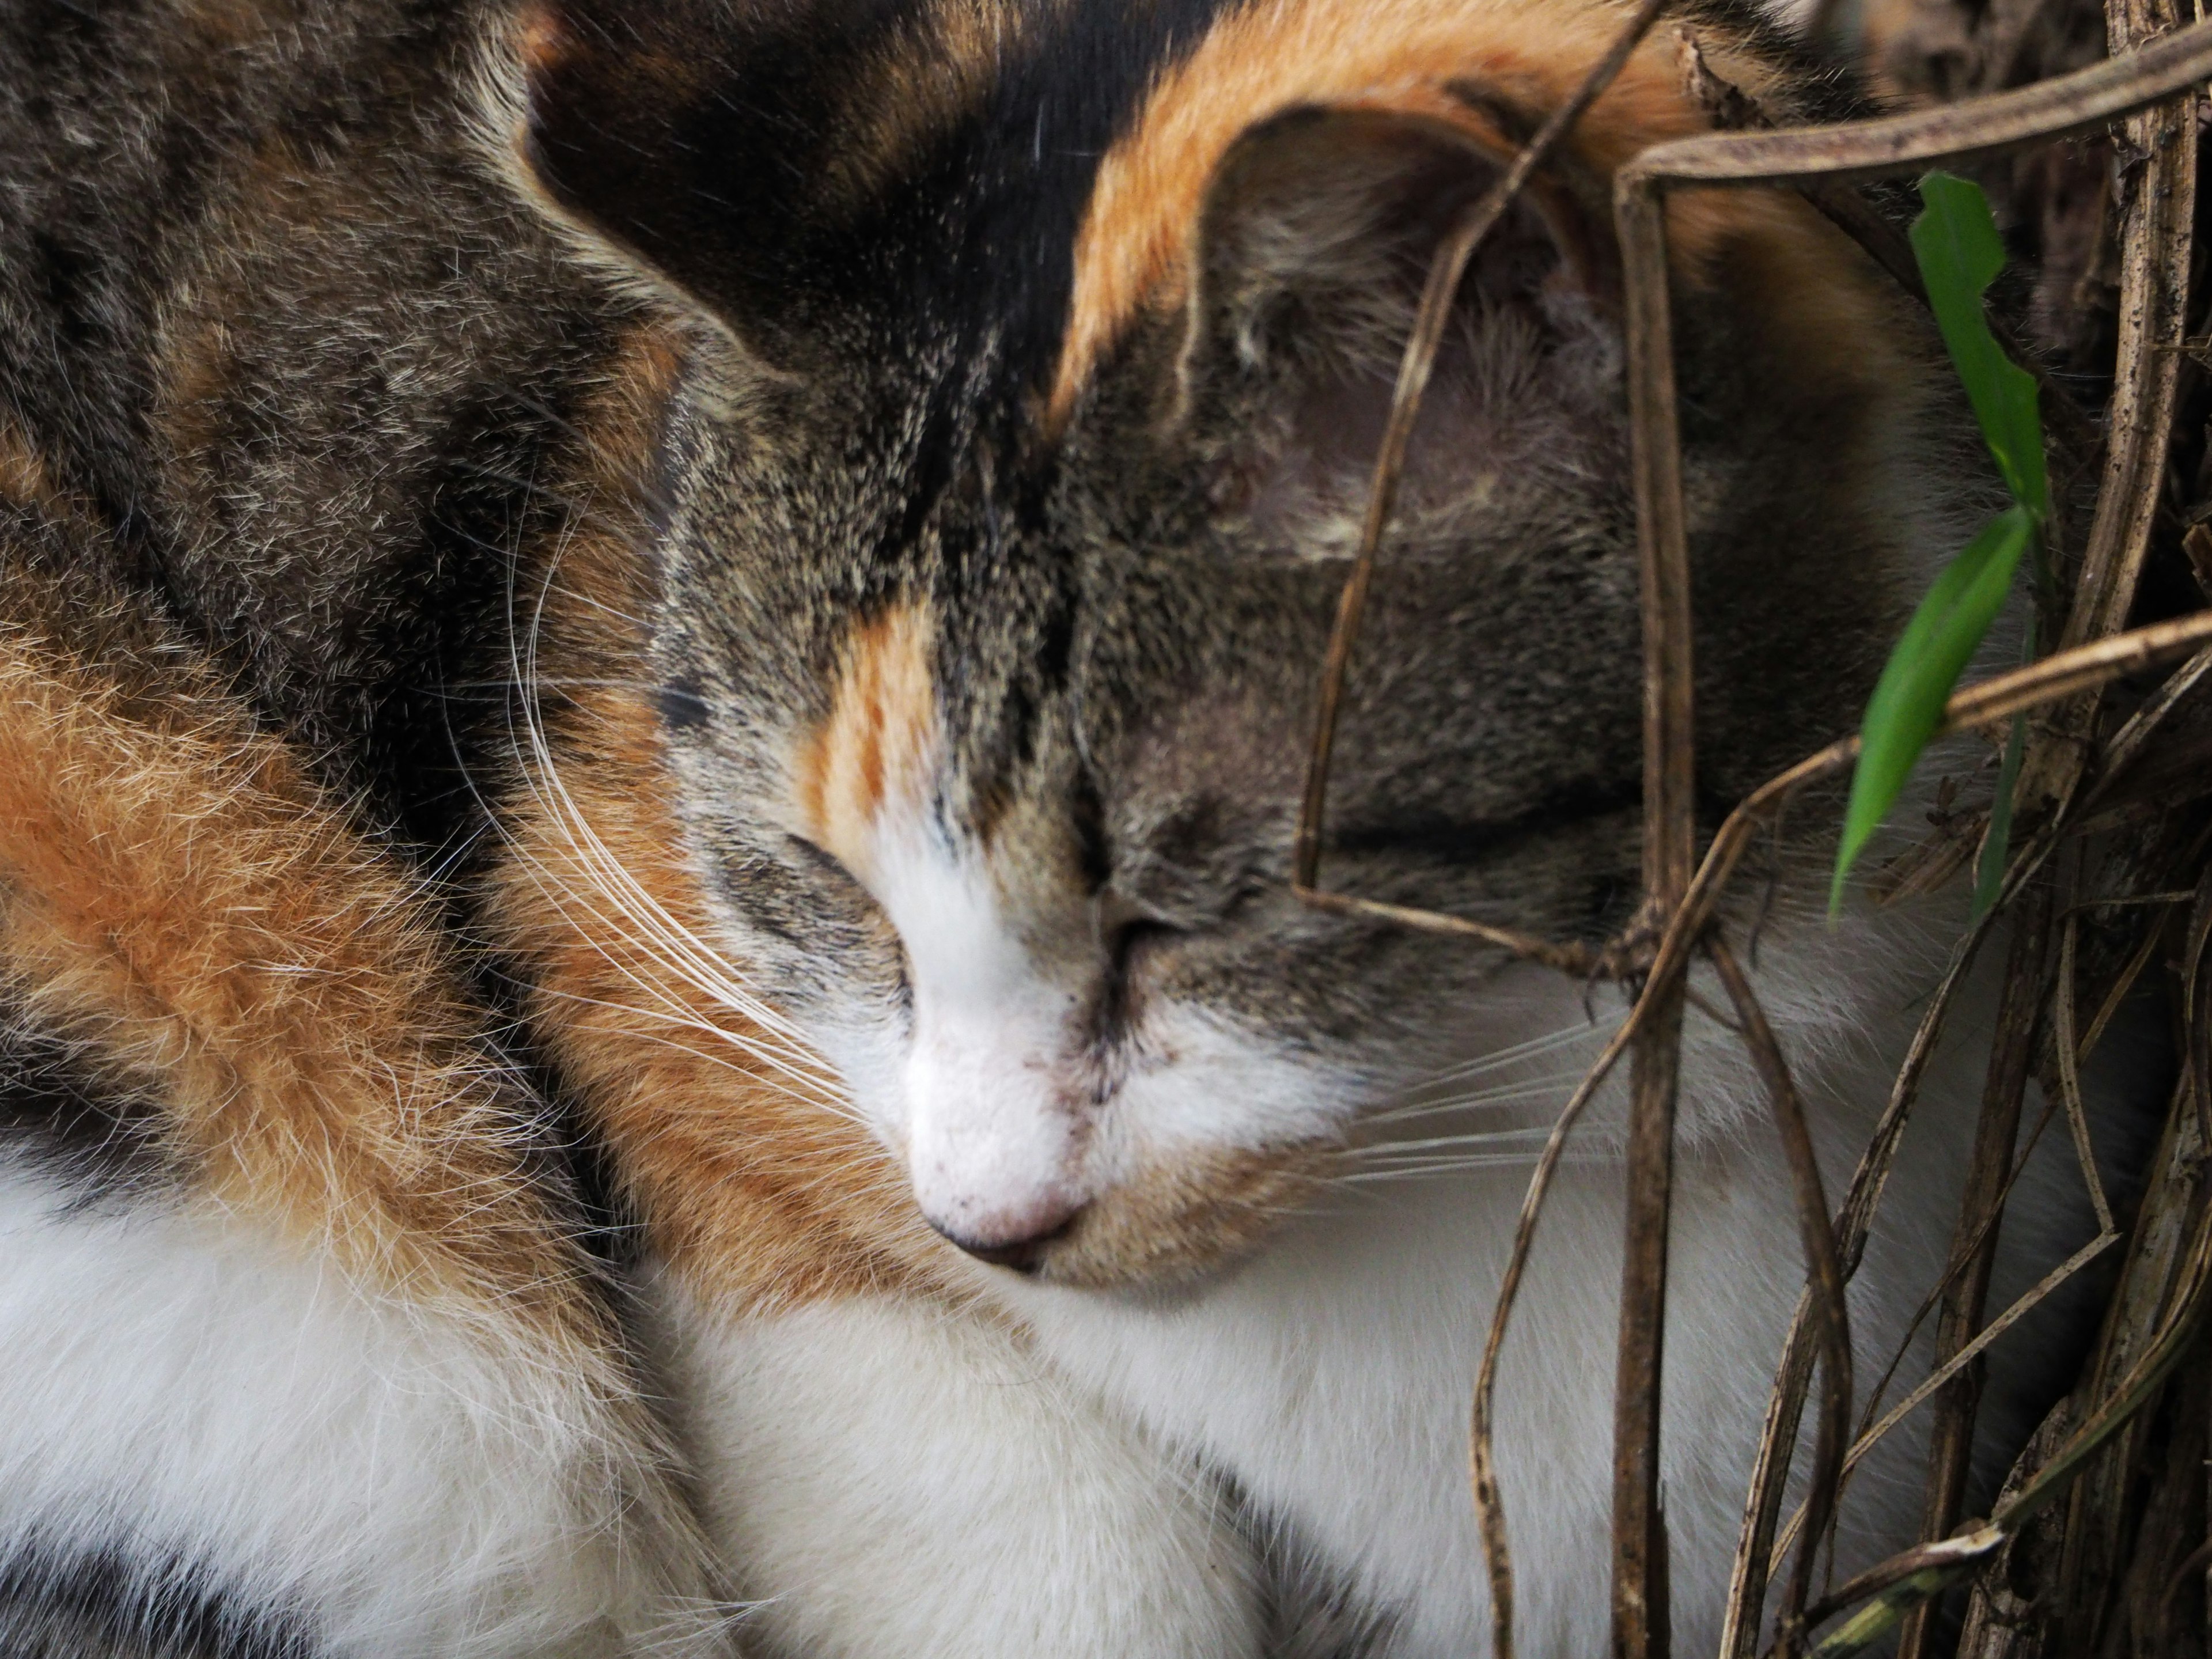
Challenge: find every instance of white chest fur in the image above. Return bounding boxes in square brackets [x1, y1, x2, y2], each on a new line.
[994, 908, 2102, 1654]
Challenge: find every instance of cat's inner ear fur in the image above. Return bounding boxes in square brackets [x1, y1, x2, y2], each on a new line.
[1171, 103, 1623, 539]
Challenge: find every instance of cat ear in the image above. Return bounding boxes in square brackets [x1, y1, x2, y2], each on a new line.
[1164, 101, 1619, 521]
[502, 0, 801, 363]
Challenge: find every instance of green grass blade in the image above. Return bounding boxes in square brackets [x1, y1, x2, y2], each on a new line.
[1832, 506, 2032, 910]
[1911, 173, 2047, 521]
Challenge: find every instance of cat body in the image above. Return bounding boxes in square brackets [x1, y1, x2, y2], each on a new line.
[0, 0, 2116, 1653]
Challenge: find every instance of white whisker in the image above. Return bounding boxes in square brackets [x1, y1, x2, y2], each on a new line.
[1408, 1021, 1611, 1089]
[456, 507, 854, 1119]
[1339, 1126, 1559, 1158]
[522, 980, 867, 1126]
[1325, 1154, 1599, 1184]
[1359, 1073, 1589, 1127]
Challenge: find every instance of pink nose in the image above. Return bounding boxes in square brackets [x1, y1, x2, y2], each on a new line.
[928, 1200, 1083, 1274]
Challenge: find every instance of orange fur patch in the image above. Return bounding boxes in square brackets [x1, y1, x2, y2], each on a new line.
[1047, 0, 1841, 424]
[483, 324, 956, 1316]
[827, 0, 1034, 203]
[793, 604, 942, 881]
[516, 0, 570, 76]
[178, 0, 295, 48]
[0, 562, 610, 1353]
[0, 424, 58, 513]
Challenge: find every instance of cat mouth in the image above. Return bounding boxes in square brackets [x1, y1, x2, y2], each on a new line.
[930, 1141, 1328, 1289]
[927, 1211, 1081, 1275]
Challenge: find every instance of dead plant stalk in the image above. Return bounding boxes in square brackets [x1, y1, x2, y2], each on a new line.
[1288, 12, 2212, 1658]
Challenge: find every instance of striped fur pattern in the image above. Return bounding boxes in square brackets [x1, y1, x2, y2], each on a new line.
[0, 0, 2135, 1654]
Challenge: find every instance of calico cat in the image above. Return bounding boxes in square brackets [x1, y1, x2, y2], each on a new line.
[0, 0, 2119, 1653]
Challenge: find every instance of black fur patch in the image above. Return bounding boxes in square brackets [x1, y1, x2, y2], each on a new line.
[0, 1541, 321, 1659]
[655, 679, 712, 731]
[1248, 1510, 1399, 1659]
[0, 1020, 175, 1207]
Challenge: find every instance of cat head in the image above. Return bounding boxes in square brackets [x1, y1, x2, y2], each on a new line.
[503, 0, 1970, 1286]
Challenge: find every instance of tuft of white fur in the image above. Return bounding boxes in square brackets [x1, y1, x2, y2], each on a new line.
[982, 896, 2113, 1655]
[645, 1277, 1268, 1659]
[0, 1168, 729, 1657]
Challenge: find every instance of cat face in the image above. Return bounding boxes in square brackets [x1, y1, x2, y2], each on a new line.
[510, 0, 1965, 1285]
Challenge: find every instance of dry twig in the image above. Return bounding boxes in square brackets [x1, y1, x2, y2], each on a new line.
[1289, 0, 1673, 896]
[1610, 29, 2212, 1646]
[1296, 14, 2212, 1650]
[1707, 935, 1853, 1657]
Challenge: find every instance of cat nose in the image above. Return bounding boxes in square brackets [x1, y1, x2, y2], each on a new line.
[929, 1205, 1082, 1274]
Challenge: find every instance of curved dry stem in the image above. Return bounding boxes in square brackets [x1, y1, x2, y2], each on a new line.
[1469, 1002, 1646, 1659]
[1292, 0, 1672, 891]
[1708, 934, 1853, 1657]
[1804, 1172, 2212, 1653]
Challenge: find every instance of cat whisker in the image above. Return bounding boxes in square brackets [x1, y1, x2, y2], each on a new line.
[490, 797, 835, 1090]
[469, 525, 846, 1106]
[1407, 1020, 1611, 1089]
[521, 979, 862, 1123]
[1323, 1154, 1597, 1184]
[442, 675, 669, 695]
[1358, 1073, 1590, 1127]
[1336, 1126, 1562, 1160]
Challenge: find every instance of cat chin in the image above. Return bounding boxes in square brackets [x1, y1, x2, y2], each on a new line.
[1006, 1139, 1331, 1289]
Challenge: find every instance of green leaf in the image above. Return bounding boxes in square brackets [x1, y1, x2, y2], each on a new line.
[1832, 506, 2033, 910]
[1911, 173, 2047, 522]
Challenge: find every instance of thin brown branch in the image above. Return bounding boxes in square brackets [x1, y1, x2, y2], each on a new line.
[2012, 0, 2199, 827]
[1302, 609, 2212, 1647]
[1797, 924, 2127, 1547]
[1670, 21, 2098, 459]
[1826, 1226, 2120, 1509]
[2066, 0, 2198, 656]
[1721, 734, 2089, 1650]
[1496, 616, 2203, 1654]
[1840, 1085, 2069, 1481]
[1294, 608, 2212, 993]
[1615, 77, 1700, 1655]
[1994, 1175, 2212, 1528]
[2052, 920, 2119, 1237]
[2075, 907, 2166, 1060]
[1470, 1003, 1647, 1659]
[1806, 1524, 2009, 1634]
[1947, 608, 2212, 731]
[1896, 882, 2053, 1659]
[1793, 180, 2101, 461]
[1724, 1286, 1823, 1659]
[1760, 910, 2013, 1589]
[1291, 0, 1670, 892]
[2157, 1536, 2212, 1653]
[2077, 643, 2212, 815]
[1287, 887, 1644, 979]
[1652, 615, 2212, 1054]
[2047, 1060, 2210, 1628]
[1620, 20, 2212, 191]
[1707, 935, 1853, 1658]
[1806, 1147, 2212, 1653]
[1608, 32, 2212, 1646]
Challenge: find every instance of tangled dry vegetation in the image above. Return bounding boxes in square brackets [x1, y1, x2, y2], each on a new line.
[1296, 0, 2212, 1651]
